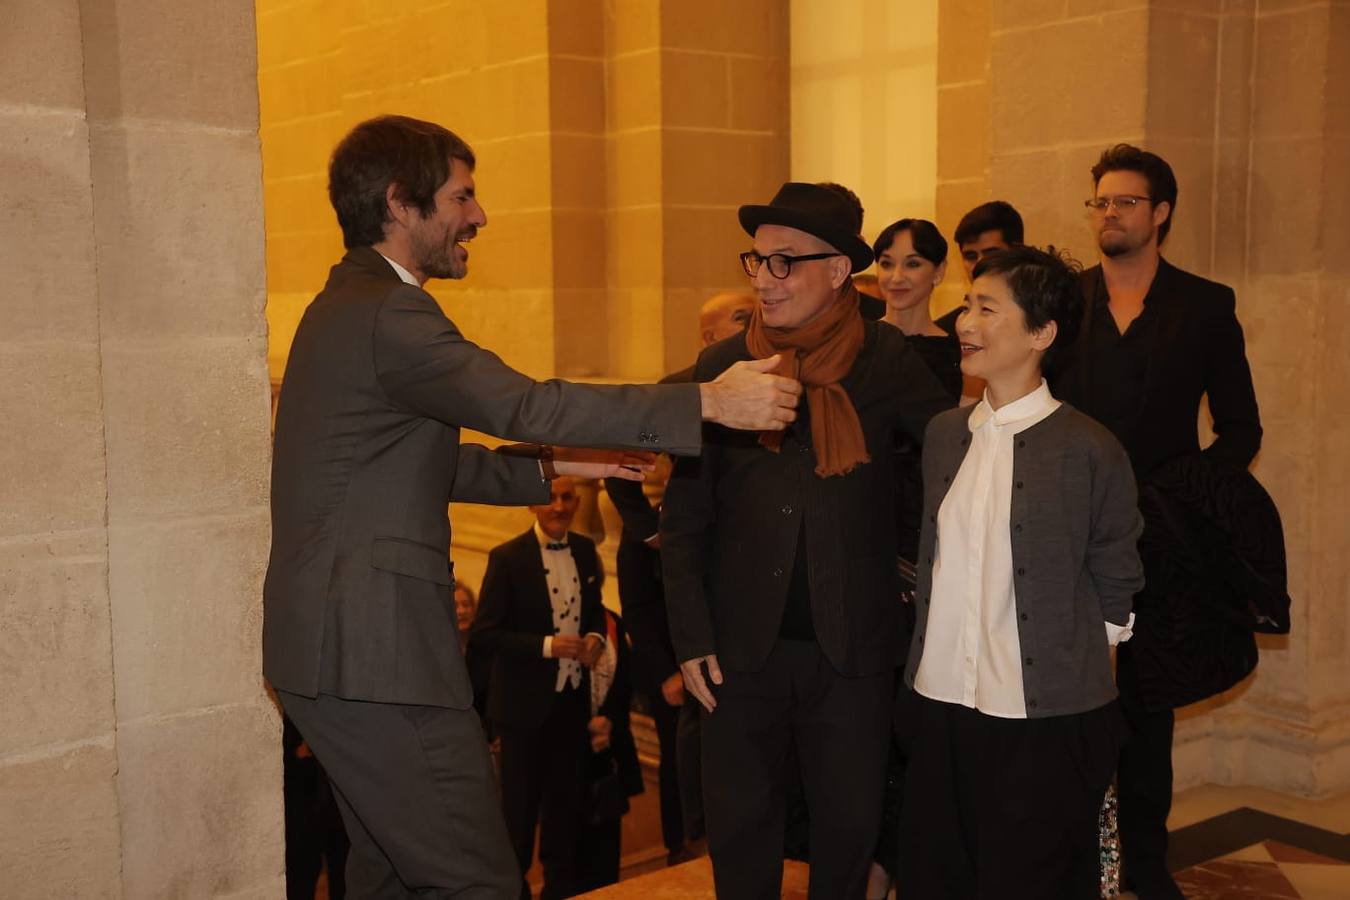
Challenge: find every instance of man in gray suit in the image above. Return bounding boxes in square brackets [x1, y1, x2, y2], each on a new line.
[264, 115, 799, 898]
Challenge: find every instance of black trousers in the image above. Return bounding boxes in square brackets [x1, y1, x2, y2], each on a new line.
[899, 695, 1126, 900]
[1115, 645, 1184, 899]
[701, 639, 892, 900]
[676, 697, 705, 841]
[496, 685, 589, 900]
[647, 689, 686, 852]
[277, 690, 520, 899]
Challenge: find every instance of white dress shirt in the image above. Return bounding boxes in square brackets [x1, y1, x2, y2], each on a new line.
[534, 523, 585, 692]
[378, 252, 419, 286]
[914, 380, 1133, 719]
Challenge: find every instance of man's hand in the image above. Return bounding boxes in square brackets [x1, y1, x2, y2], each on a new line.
[680, 654, 723, 713]
[587, 715, 613, 752]
[579, 634, 604, 668]
[660, 671, 685, 707]
[699, 355, 801, 432]
[551, 635, 585, 659]
[554, 448, 657, 482]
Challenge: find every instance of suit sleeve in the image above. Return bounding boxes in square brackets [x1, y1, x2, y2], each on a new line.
[1202, 288, 1262, 468]
[604, 476, 660, 542]
[374, 287, 702, 454]
[451, 444, 549, 506]
[1088, 434, 1145, 627]
[470, 545, 547, 660]
[893, 340, 959, 445]
[660, 354, 722, 665]
[579, 539, 606, 639]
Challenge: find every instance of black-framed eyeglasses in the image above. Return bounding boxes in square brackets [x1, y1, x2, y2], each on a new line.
[740, 250, 842, 279]
[1084, 195, 1150, 214]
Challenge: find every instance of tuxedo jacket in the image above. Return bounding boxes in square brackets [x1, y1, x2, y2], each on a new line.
[263, 247, 702, 709]
[661, 322, 954, 677]
[603, 367, 692, 693]
[469, 529, 605, 730]
[1050, 258, 1262, 476]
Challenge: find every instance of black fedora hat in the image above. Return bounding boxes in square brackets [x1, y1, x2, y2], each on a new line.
[739, 182, 874, 274]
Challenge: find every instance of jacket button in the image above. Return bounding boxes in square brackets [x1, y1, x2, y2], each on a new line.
[943, 474, 951, 483]
[1025, 657, 1034, 666]
[1015, 480, 1024, 489]
[772, 567, 783, 578]
[781, 504, 793, 515]
[1017, 440, 1026, 449]
[1016, 567, 1026, 576]
[960, 437, 969, 446]
[929, 515, 936, 524]
[1020, 613, 1028, 621]
[1028, 699, 1037, 709]
[926, 556, 933, 565]
[1014, 523, 1022, 533]
[923, 597, 930, 607]
[918, 634, 924, 643]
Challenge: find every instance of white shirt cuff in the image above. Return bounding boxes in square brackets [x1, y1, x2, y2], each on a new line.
[585, 631, 606, 646]
[1105, 612, 1135, 647]
[542, 636, 552, 658]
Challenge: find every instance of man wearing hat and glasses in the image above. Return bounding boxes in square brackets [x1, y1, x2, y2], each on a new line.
[661, 182, 955, 897]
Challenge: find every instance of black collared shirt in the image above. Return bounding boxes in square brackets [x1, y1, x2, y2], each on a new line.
[1080, 274, 1158, 458]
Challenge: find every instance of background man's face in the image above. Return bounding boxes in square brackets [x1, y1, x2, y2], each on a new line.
[530, 476, 579, 541]
[959, 229, 1011, 281]
[408, 158, 487, 280]
[1093, 169, 1167, 259]
[749, 224, 846, 330]
[700, 292, 755, 346]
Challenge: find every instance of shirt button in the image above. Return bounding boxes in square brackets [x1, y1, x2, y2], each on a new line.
[772, 567, 783, 578]
[781, 504, 793, 515]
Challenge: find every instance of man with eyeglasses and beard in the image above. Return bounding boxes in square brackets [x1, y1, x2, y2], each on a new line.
[1049, 144, 1262, 900]
[661, 182, 954, 898]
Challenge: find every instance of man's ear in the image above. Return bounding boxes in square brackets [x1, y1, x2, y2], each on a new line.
[386, 183, 415, 230]
[1152, 200, 1171, 232]
[830, 254, 852, 290]
[1030, 318, 1058, 353]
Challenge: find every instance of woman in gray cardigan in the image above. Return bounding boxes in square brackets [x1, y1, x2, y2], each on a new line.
[898, 246, 1144, 899]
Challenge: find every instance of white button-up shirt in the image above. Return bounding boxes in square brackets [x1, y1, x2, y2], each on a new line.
[534, 523, 585, 692]
[914, 380, 1133, 719]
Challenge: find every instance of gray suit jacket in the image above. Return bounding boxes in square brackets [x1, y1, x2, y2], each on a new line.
[903, 402, 1144, 718]
[263, 247, 702, 708]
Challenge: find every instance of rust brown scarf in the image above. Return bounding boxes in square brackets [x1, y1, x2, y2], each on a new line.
[745, 285, 869, 477]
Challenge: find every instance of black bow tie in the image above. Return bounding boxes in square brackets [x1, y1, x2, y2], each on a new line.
[545, 541, 569, 550]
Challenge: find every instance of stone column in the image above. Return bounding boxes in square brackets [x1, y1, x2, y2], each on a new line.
[1, 0, 281, 896]
[937, 0, 1350, 796]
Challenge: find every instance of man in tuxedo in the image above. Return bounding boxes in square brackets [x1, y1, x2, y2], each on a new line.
[264, 115, 801, 898]
[1050, 144, 1262, 899]
[603, 288, 755, 862]
[661, 182, 954, 898]
[469, 477, 604, 900]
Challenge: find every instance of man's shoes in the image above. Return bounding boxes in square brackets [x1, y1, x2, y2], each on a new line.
[666, 843, 700, 866]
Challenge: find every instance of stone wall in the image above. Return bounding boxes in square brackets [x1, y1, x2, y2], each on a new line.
[938, 0, 1350, 797]
[0, 1, 281, 896]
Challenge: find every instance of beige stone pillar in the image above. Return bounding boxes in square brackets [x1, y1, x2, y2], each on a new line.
[0, 1, 282, 895]
[938, 0, 1350, 796]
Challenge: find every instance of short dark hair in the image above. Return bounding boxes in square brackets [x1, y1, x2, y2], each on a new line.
[328, 115, 476, 249]
[954, 200, 1024, 247]
[818, 182, 865, 234]
[1091, 143, 1178, 243]
[872, 218, 948, 266]
[971, 245, 1083, 370]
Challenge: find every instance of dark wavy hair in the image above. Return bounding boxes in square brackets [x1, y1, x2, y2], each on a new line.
[1091, 143, 1178, 244]
[328, 115, 476, 249]
[971, 245, 1083, 369]
[953, 200, 1024, 247]
[872, 218, 948, 266]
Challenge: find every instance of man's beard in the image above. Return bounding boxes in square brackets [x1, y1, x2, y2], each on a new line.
[1098, 224, 1152, 258]
[412, 222, 468, 280]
